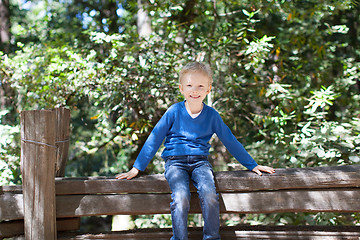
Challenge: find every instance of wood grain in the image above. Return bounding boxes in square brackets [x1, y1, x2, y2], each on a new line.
[0, 218, 80, 238]
[55, 165, 360, 195]
[54, 108, 71, 177]
[20, 110, 57, 240]
[57, 225, 360, 240]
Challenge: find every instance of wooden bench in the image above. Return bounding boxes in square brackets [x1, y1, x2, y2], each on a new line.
[1, 165, 360, 239]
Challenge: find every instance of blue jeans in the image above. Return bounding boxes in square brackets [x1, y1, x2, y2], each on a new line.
[164, 155, 221, 240]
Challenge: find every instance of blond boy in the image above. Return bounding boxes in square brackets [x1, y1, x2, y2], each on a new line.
[117, 62, 275, 240]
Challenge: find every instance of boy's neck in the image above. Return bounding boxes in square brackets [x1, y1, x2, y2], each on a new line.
[185, 101, 203, 114]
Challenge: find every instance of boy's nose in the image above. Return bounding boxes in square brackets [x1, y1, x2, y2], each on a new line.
[193, 87, 201, 92]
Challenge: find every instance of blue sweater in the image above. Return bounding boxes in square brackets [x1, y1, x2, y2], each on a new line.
[133, 101, 258, 171]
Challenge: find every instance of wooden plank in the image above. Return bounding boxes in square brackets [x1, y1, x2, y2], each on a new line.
[218, 188, 360, 213]
[2, 188, 360, 220]
[56, 193, 172, 217]
[55, 174, 171, 195]
[215, 165, 360, 192]
[4, 164, 359, 196]
[55, 188, 360, 217]
[0, 218, 80, 238]
[0, 193, 23, 220]
[57, 225, 360, 240]
[0, 185, 22, 194]
[54, 165, 360, 195]
[20, 110, 57, 240]
[54, 108, 71, 177]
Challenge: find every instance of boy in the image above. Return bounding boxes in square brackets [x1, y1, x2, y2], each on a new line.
[116, 62, 275, 240]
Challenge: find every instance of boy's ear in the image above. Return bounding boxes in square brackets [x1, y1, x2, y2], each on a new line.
[207, 84, 212, 94]
[179, 84, 183, 93]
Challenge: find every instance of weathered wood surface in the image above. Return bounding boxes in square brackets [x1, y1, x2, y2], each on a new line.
[0, 218, 80, 238]
[57, 225, 360, 240]
[0, 192, 23, 220]
[2, 188, 360, 220]
[20, 110, 57, 240]
[56, 188, 360, 217]
[54, 108, 71, 177]
[0, 185, 22, 194]
[3, 164, 359, 195]
[54, 165, 360, 194]
[1, 165, 360, 221]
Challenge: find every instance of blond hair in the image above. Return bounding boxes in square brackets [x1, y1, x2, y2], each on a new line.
[179, 62, 213, 85]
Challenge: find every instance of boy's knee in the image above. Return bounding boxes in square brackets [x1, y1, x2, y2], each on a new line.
[199, 187, 218, 205]
[171, 191, 191, 211]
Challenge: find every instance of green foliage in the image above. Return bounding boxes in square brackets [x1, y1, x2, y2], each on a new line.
[0, 110, 20, 185]
[226, 212, 360, 226]
[132, 214, 203, 229]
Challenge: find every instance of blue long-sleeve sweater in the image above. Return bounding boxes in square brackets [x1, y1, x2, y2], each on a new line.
[133, 101, 258, 171]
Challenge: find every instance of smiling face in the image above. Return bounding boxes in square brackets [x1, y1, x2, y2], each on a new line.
[179, 71, 212, 105]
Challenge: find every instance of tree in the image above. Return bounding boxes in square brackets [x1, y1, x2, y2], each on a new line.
[0, 0, 10, 53]
[137, 0, 152, 38]
[0, 0, 12, 113]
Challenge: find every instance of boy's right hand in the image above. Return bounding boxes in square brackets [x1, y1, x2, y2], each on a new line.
[115, 167, 139, 180]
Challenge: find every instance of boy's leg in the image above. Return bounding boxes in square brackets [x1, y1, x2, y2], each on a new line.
[165, 160, 191, 240]
[191, 160, 220, 240]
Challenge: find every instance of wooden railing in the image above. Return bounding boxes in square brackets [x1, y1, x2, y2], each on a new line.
[1, 109, 360, 239]
[1, 165, 360, 239]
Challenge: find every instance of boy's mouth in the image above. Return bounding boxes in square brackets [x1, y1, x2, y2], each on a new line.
[190, 95, 201, 99]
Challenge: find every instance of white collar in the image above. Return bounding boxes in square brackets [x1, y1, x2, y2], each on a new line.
[185, 101, 203, 118]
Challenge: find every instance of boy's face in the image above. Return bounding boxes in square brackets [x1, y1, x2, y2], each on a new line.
[179, 71, 212, 105]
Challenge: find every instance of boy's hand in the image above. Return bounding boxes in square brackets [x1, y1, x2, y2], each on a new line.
[252, 165, 275, 176]
[115, 167, 139, 180]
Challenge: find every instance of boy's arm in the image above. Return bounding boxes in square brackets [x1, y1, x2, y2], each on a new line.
[115, 106, 175, 179]
[214, 112, 274, 174]
[132, 109, 173, 171]
[214, 117, 258, 170]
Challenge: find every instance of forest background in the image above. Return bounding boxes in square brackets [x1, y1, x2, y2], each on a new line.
[0, 0, 360, 231]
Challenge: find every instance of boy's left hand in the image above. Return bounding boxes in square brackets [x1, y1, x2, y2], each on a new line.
[252, 165, 275, 176]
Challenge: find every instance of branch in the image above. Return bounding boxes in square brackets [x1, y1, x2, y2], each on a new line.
[69, 131, 120, 162]
[218, 9, 243, 17]
[208, 0, 218, 64]
[0, 67, 9, 77]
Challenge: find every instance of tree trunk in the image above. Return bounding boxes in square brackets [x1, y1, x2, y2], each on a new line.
[98, 0, 119, 33]
[0, 0, 10, 53]
[0, 0, 13, 114]
[137, 0, 152, 38]
[107, 0, 118, 33]
[0, 76, 16, 119]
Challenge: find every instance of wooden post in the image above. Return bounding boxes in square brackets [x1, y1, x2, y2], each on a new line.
[21, 110, 57, 240]
[54, 108, 71, 177]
